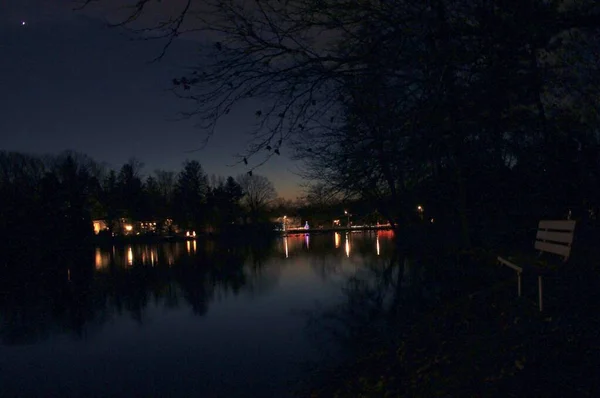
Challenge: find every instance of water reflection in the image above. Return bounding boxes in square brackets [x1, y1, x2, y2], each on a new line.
[127, 246, 133, 266]
[305, 230, 491, 362]
[0, 232, 406, 397]
[94, 248, 110, 270]
[279, 231, 394, 261]
[281, 233, 312, 256]
[0, 240, 283, 345]
[345, 233, 351, 257]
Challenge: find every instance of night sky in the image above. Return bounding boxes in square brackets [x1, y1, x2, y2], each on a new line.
[0, 0, 303, 199]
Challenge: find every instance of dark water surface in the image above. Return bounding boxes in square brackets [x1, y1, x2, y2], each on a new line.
[0, 231, 420, 397]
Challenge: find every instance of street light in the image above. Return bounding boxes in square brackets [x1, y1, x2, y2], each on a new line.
[344, 210, 351, 228]
[417, 205, 424, 221]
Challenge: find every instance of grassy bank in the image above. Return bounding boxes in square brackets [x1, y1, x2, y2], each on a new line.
[306, 247, 600, 397]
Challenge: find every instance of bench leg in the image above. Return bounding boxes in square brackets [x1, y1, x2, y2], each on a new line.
[518, 272, 522, 297]
[538, 276, 543, 312]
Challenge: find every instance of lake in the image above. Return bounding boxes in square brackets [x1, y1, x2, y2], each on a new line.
[0, 230, 457, 397]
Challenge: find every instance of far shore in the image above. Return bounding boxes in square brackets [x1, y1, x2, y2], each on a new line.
[282, 225, 393, 235]
[90, 225, 395, 244]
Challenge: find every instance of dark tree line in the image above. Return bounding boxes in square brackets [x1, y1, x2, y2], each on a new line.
[0, 150, 279, 259]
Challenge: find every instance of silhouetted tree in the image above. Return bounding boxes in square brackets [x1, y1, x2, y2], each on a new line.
[117, 158, 145, 220]
[237, 173, 277, 223]
[142, 175, 161, 220]
[101, 169, 119, 232]
[174, 160, 209, 231]
[154, 169, 176, 219]
[44, 153, 96, 240]
[208, 176, 244, 229]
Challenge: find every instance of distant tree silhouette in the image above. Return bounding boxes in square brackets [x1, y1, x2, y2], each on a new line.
[154, 169, 176, 219]
[237, 173, 277, 224]
[207, 176, 244, 229]
[101, 169, 119, 232]
[174, 160, 209, 231]
[117, 158, 145, 220]
[142, 175, 161, 221]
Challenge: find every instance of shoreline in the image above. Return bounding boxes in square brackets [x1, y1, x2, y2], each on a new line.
[281, 225, 393, 235]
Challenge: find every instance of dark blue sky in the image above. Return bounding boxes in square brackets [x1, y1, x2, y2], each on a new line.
[0, 0, 304, 199]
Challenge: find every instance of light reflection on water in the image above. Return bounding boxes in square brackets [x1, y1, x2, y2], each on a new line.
[345, 233, 351, 257]
[127, 245, 133, 266]
[93, 232, 392, 274]
[0, 231, 399, 397]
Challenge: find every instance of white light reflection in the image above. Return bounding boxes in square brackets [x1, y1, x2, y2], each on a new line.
[334, 232, 341, 248]
[127, 246, 133, 266]
[345, 233, 350, 257]
[193, 240, 197, 252]
[305, 233, 310, 249]
[284, 236, 289, 258]
[150, 250, 155, 266]
[376, 233, 380, 256]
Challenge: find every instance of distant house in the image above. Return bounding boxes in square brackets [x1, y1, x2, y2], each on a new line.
[137, 221, 158, 234]
[92, 219, 109, 235]
[113, 218, 158, 236]
[93, 218, 181, 237]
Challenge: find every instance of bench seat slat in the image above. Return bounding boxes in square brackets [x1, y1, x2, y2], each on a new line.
[534, 240, 571, 259]
[536, 230, 574, 245]
[538, 220, 576, 231]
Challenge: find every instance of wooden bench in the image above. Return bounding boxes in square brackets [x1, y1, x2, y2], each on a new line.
[497, 220, 576, 311]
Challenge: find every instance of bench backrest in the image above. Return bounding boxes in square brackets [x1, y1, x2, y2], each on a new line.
[534, 220, 576, 261]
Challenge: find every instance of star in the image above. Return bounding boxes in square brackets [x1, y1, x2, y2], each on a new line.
[21, 21, 27, 26]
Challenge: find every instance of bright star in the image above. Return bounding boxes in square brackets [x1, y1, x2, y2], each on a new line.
[21, 21, 27, 26]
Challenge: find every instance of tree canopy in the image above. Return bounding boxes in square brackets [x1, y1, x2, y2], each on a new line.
[84, 0, 600, 245]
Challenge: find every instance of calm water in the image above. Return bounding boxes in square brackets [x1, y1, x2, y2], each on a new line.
[0, 231, 452, 397]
